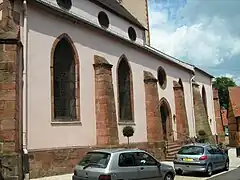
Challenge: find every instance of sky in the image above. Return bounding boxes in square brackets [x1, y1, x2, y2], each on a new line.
[148, 0, 240, 84]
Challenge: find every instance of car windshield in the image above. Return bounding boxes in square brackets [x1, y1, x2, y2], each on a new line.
[78, 152, 111, 168]
[178, 146, 204, 155]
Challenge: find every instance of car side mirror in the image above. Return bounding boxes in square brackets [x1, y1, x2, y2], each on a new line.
[157, 162, 161, 168]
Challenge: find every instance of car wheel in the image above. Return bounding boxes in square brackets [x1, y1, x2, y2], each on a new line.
[224, 160, 229, 171]
[175, 169, 183, 175]
[205, 164, 213, 177]
[164, 173, 173, 180]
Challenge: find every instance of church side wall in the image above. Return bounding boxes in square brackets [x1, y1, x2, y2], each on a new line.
[26, 5, 195, 178]
[27, 5, 194, 150]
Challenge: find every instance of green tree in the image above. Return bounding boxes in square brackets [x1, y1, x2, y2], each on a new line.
[212, 76, 237, 109]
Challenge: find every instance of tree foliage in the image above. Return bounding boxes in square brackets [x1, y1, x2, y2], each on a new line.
[122, 126, 134, 138]
[212, 76, 237, 109]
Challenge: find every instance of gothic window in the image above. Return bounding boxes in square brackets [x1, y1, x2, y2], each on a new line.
[52, 36, 77, 120]
[178, 78, 183, 88]
[202, 85, 208, 116]
[117, 57, 133, 121]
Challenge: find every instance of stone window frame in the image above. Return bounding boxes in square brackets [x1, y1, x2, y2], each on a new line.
[116, 54, 135, 125]
[50, 33, 81, 125]
[202, 85, 208, 116]
[157, 66, 167, 89]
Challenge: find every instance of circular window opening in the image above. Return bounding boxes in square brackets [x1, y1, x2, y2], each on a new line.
[56, 0, 72, 10]
[128, 27, 137, 41]
[157, 66, 167, 89]
[98, 11, 110, 28]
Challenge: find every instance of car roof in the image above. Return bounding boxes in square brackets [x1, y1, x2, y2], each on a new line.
[182, 143, 210, 148]
[90, 148, 145, 154]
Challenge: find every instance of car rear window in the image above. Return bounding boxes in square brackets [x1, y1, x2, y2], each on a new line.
[78, 152, 111, 168]
[178, 146, 204, 155]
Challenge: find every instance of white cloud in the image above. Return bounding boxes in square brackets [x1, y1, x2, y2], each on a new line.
[223, 73, 233, 79]
[149, 0, 240, 67]
[218, 73, 240, 85]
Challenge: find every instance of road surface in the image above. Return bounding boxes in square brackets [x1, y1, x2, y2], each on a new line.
[208, 167, 240, 180]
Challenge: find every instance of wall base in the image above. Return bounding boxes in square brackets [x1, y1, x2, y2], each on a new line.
[0, 154, 22, 180]
[29, 141, 165, 178]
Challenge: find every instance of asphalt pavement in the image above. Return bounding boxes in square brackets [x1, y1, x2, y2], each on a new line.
[208, 167, 240, 180]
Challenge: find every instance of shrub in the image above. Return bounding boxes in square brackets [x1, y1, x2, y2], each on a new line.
[122, 126, 134, 145]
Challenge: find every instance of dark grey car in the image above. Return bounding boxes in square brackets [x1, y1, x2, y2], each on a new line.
[72, 148, 175, 180]
[173, 143, 229, 177]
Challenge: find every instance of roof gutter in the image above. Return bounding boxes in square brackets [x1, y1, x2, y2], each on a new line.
[30, 0, 194, 74]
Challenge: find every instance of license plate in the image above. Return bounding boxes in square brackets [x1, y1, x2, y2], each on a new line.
[183, 158, 193, 162]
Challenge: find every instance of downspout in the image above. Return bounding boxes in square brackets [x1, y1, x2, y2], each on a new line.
[22, 0, 29, 180]
[190, 73, 196, 137]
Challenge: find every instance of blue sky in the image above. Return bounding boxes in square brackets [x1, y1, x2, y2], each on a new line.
[148, 0, 240, 84]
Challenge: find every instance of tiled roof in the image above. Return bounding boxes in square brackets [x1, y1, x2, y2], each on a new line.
[221, 109, 228, 126]
[228, 87, 240, 117]
[89, 0, 146, 29]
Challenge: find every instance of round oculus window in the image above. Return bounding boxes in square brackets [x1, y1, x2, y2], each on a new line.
[56, 0, 72, 10]
[157, 66, 167, 89]
[98, 11, 110, 28]
[128, 27, 137, 41]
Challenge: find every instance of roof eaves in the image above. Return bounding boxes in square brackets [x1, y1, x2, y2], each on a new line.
[145, 45, 194, 72]
[194, 66, 215, 78]
[147, 47, 214, 79]
[30, 0, 194, 74]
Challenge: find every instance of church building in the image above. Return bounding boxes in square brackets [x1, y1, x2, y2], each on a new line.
[0, 0, 223, 179]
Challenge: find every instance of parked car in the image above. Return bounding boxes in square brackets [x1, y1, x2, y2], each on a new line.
[72, 148, 175, 180]
[173, 143, 229, 177]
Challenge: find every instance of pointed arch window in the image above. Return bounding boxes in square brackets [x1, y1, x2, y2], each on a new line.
[178, 78, 183, 88]
[202, 85, 208, 116]
[117, 56, 134, 121]
[51, 34, 80, 122]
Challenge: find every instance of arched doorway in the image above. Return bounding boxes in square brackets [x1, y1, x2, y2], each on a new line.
[159, 98, 173, 141]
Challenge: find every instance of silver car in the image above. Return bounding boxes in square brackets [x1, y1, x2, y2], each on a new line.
[173, 143, 229, 177]
[72, 148, 175, 180]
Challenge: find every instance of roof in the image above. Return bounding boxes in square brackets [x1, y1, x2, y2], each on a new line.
[87, 0, 146, 30]
[183, 143, 210, 147]
[91, 148, 144, 154]
[221, 109, 228, 126]
[228, 87, 240, 117]
[146, 46, 214, 78]
[194, 66, 215, 78]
